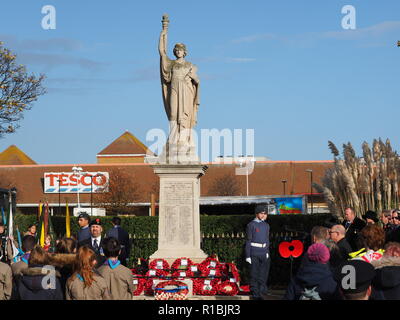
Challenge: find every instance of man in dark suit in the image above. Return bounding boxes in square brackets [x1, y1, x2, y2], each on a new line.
[329, 224, 352, 260]
[106, 217, 131, 266]
[342, 207, 366, 252]
[78, 218, 106, 267]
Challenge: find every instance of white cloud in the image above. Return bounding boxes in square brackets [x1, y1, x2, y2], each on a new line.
[226, 57, 256, 63]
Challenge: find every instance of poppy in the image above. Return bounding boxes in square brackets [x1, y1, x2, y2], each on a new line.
[278, 240, 304, 258]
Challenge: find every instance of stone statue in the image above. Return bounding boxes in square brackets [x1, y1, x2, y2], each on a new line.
[159, 14, 200, 163]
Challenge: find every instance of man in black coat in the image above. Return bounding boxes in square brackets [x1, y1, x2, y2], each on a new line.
[329, 224, 352, 260]
[106, 217, 131, 266]
[342, 207, 366, 252]
[387, 210, 400, 243]
[78, 218, 106, 267]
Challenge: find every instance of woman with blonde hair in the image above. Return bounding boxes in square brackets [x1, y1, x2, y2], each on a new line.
[65, 246, 109, 300]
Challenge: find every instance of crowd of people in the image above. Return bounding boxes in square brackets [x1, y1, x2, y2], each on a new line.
[283, 207, 400, 300]
[0, 206, 399, 301]
[0, 214, 133, 300]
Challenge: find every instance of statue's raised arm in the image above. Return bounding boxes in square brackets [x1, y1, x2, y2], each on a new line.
[159, 14, 169, 57]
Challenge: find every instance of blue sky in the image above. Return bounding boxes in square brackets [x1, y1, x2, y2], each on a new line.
[1, 0, 400, 164]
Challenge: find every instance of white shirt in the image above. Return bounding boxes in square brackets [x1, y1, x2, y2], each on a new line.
[91, 236, 101, 248]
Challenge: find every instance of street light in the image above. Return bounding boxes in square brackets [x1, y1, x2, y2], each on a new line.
[238, 156, 256, 196]
[281, 179, 287, 195]
[305, 169, 313, 214]
[57, 177, 61, 216]
[72, 166, 83, 209]
[82, 172, 103, 216]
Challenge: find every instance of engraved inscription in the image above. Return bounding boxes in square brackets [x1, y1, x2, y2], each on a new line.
[163, 181, 194, 245]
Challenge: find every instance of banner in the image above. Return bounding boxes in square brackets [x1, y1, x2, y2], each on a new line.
[44, 172, 109, 193]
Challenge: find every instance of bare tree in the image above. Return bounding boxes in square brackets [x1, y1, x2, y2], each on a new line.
[93, 168, 140, 215]
[208, 173, 242, 196]
[0, 42, 46, 137]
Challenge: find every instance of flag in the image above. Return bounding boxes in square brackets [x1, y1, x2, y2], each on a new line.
[65, 199, 71, 238]
[38, 201, 43, 220]
[16, 225, 22, 250]
[7, 193, 19, 262]
[38, 202, 57, 251]
[38, 201, 44, 245]
[38, 201, 47, 247]
[1, 207, 5, 225]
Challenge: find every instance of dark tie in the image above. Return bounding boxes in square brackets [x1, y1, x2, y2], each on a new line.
[93, 239, 99, 252]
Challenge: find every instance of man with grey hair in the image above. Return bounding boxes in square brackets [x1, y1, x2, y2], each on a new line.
[329, 224, 352, 260]
[310, 226, 329, 244]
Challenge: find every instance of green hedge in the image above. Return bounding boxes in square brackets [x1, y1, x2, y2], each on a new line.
[14, 213, 331, 238]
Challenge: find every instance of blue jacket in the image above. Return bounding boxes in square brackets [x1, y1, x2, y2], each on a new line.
[106, 226, 131, 262]
[77, 226, 91, 243]
[284, 261, 342, 300]
[245, 218, 270, 258]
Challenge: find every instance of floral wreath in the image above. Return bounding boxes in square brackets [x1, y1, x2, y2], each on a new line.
[145, 269, 169, 278]
[171, 257, 194, 271]
[193, 278, 219, 296]
[131, 258, 149, 275]
[199, 256, 220, 270]
[144, 278, 157, 295]
[149, 258, 170, 270]
[154, 280, 189, 300]
[132, 276, 147, 296]
[217, 280, 239, 296]
[219, 262, 240, 282]
[171, 269, 194, 279]
[199, 265, 222, 278]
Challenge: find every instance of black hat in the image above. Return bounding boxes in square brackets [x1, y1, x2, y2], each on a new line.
[362, 210, 379, 223]
[77, 212, 90, 221]
[89, 218, 102, 227]
[255, 204, 267, 214]
[335, 260, 376, 294]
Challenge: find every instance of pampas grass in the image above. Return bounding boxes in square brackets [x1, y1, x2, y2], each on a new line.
[315, 138, 400, 219]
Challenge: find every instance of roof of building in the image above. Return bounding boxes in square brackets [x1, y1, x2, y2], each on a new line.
[97, 131, 154, 156]
[0, 160, 333, 205]
[0, 145, 37, 165]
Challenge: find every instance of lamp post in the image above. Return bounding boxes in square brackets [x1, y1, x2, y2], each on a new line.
[83, 172, 103, 216]
[57, 177, 61, 216]
[281, 179, 287, 195]
[305, 169, 313, 214]
[72, 166, 83, 209]
[238, 156, 255, 196]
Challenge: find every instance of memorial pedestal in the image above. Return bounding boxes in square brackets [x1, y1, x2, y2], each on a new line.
[150, 164, 208, 263]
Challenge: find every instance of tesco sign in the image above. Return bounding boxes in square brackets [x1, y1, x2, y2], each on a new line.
[44, 172, 109, 194]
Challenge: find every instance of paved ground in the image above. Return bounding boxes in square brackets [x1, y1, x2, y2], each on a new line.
[132, 290, 285, 300]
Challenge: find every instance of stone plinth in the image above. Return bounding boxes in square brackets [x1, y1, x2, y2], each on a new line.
[150, 164, 208, 263]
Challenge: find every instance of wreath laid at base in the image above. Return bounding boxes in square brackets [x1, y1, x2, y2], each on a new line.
[193, 278, 219, 296]
[154, 280, 189, 300]
[217, 280, 239, 296]
[149, 258, 170, 270]
[132, 256, 243, 297]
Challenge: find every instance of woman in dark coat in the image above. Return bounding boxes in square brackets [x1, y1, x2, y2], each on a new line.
[50, 238, 77, 297]
[284, 243, 342, 300]
[16, 245, 63, 300]
[371, 242, 400, 300]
